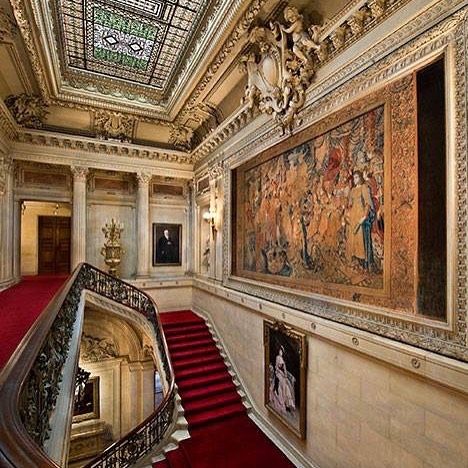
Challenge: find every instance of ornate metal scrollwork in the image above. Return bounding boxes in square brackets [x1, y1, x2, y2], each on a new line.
[19, 263, 175, 464]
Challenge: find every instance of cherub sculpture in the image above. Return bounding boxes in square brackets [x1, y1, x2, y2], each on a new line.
[280, 6, 321, 65]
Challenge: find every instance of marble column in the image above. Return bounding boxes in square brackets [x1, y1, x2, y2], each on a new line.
[0, 156, 14, 286]
[12, 199, 21, 280]
[71, 166, 89, 270]
[208, 177, 217, 279]
[136, 172, 151, 277]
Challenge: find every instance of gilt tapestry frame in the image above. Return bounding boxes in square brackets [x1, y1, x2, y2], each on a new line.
[220, 6, 468, 362]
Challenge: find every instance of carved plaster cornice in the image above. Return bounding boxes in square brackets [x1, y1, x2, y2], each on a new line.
[15, 130, 193, 165]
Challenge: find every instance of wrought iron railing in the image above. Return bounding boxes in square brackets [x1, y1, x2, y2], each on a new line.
[0, 263, 176, 468]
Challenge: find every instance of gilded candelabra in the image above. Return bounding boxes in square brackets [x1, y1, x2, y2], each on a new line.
[101, 218, 124, 277]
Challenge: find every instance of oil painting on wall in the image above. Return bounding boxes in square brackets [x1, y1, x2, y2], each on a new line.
[234, 75, 420, 313]
[264, 320, 307, 439]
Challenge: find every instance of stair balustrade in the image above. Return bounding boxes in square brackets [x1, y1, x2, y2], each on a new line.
[0, 263, 176, 468]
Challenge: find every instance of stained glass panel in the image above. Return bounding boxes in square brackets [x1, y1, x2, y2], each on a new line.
[56, 0, 208, 89]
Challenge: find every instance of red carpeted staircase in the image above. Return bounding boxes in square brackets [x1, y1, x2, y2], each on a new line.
[156, 310, 294, 468]
[0, 275, 67, 370]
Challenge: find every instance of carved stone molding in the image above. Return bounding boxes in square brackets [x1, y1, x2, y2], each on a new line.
[93, 110, 135, 143]
[0, 7, 17, 42]
[80, 333, 118, 362]
[4, 94, 48, 129]
[71, 165, 89, 182]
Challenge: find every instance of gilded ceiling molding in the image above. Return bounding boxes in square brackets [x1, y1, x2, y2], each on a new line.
[9, 0, 49, 100]
[0, 7, 18, 42]
[4, 94, 48, 129]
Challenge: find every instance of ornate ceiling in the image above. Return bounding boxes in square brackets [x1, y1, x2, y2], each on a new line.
[56, 0, 209, 91]
[0, 0, 386, 155]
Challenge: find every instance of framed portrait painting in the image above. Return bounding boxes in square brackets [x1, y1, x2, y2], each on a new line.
[264, 320, 307, 439]
[152, 223, 182, 266]
[73, 376, 100, 422]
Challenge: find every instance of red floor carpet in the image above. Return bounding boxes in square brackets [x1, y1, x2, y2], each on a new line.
[155, 310, 294, 468]
[0, 275, 67, 370]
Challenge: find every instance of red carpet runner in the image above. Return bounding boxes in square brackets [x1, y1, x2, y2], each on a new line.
[156, 310, 294, 468]
[0, 275, 67, 370]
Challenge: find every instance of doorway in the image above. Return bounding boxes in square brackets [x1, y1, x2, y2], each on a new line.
[20, 201, 72, 276]
[38, 216, 71, 274]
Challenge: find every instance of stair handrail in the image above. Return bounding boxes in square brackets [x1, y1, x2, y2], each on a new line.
[0, 263, 176, 468]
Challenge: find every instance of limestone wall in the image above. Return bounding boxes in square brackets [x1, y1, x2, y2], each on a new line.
[192, 286, 468, 468]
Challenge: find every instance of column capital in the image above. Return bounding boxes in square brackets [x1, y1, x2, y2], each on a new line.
[136, 172, 152, 187]
[71, 165, 89, 181]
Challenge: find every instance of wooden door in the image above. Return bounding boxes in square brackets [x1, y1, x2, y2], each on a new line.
[38, 216, 71, 274]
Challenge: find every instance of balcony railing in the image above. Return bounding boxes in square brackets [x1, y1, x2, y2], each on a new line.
[0, 263, 176, 468]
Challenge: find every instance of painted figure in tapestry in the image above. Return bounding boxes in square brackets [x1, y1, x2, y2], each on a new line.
[242, 105, 385, 289]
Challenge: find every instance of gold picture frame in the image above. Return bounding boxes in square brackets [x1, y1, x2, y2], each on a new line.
[264, 320, 307, 439]
[73, 376, 100, 423]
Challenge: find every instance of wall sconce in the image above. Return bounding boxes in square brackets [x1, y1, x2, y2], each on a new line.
[203, 210, 217, 234]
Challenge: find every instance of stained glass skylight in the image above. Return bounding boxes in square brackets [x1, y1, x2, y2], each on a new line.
[56, 0, 209, 90]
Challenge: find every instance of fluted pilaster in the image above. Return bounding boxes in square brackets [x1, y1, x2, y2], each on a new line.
[136, 172, 151, 277]
[0, 156, 14, 285]
[71, 166, 89, 269]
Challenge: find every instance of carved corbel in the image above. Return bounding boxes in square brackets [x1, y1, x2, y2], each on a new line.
[208, 161, 224, 181]
[330, 26, 346, 50]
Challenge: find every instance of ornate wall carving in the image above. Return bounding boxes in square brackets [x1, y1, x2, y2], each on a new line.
[241, 6, 322, 130]
[4, 94, 48, 128]
[80, 333, 118, 362]
[93, 111, 135, 143]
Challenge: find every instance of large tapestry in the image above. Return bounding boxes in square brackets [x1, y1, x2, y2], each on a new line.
[235, 75, 418, 311]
